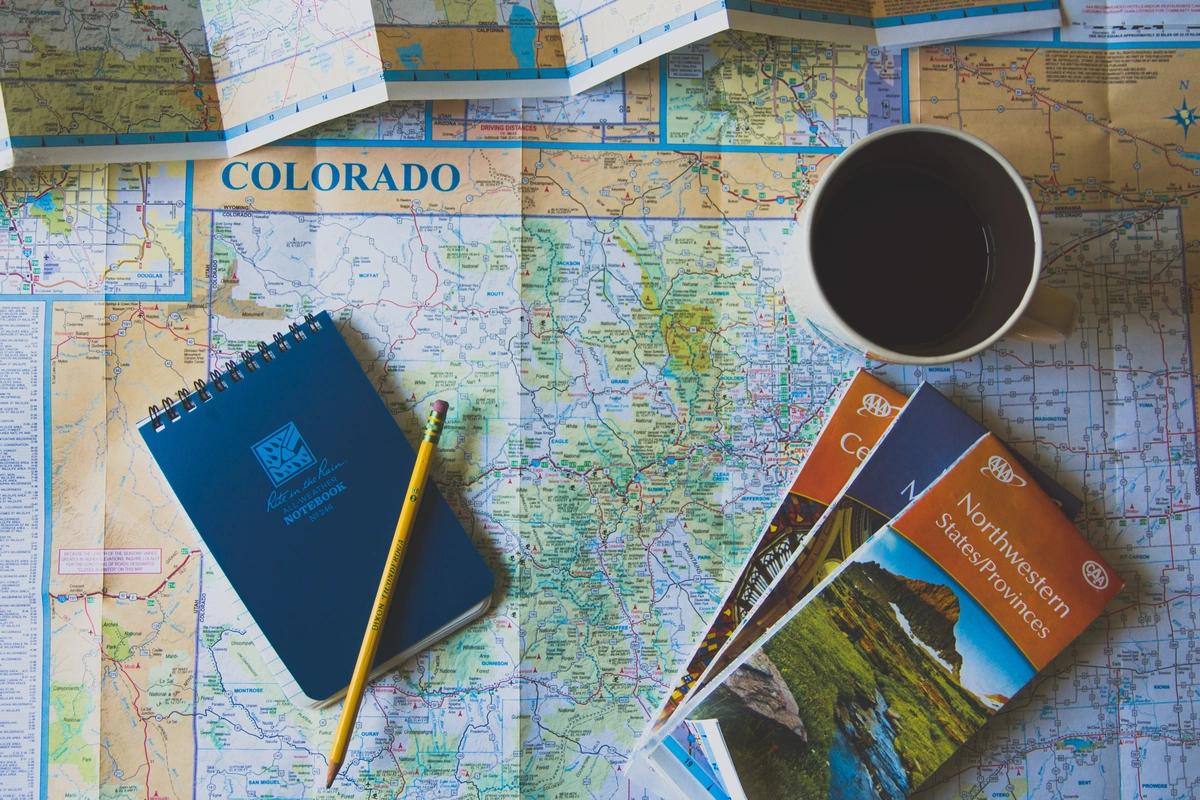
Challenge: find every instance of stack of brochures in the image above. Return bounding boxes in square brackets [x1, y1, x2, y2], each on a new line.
[632, 372, 1122, 800]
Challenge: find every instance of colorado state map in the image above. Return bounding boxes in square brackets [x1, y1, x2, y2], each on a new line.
[1, 17, 1199, 800]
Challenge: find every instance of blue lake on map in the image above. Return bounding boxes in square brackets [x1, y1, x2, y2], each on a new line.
[24, 192, 55, 213]
[396, 43, 424, 70]
[509, 6, 537, 69]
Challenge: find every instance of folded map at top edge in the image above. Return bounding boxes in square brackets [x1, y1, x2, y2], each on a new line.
[0, 0, 1062, 168]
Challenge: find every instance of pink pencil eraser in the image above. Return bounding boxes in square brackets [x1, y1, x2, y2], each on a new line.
[432, 400, 449, 416]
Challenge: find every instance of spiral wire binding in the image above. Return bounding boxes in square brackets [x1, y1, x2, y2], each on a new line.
[147, 314, 324, 431]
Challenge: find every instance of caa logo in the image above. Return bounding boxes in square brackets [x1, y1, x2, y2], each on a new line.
[980, 454, 1027, 487]
[858, 393, 898, 418]
[1081, 560, 1110, 591]
[252, 421, 316, 487]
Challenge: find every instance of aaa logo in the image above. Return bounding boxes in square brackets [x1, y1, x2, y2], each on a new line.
[252, 421, 316, 487]
[980, 454, 1027, 487]
[857, 393, 898, 418]
[1081, 560, 1110, 591]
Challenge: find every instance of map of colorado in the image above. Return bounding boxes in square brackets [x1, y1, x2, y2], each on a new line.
[2, 23, 1199, 800]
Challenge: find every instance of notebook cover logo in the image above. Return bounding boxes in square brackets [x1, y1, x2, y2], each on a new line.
[252, 422, 316, 487]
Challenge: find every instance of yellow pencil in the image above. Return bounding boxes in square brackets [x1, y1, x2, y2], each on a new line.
[324, 399, 449, 788]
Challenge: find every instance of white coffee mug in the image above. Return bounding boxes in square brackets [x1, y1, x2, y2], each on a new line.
[784, 124, 1076, 365]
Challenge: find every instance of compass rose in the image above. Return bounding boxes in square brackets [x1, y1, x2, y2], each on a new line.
[1166, 98, 1198, 139]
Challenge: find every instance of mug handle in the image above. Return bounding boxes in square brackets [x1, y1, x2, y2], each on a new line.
[1009, 285, 1078, 343]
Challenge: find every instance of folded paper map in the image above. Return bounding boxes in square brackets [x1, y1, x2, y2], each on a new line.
[0, 0, 1062, 167]
[0, 0, 389, 166]
[650, 433, 1123, 799]
[9, 17, 1198, 798]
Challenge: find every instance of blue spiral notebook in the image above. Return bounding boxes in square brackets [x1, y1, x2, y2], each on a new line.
[138, 311, 494, 706]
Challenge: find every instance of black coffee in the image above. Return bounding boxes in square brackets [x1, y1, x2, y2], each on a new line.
[812, 164, 992, 351]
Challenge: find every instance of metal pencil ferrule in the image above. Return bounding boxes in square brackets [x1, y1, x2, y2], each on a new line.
[423, 409, 446, 444]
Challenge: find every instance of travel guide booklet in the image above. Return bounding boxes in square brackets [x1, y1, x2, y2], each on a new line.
[650, 370, 906, 728]
[654, 433, 1123, 800]
[662, 382, 1083, 735]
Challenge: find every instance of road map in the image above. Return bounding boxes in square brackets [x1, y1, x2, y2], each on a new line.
[371, 0, 1023, 99]
[0, 0, 388, 167]
[2, 10, 1200, 800]
[0, 0, 1059, 169]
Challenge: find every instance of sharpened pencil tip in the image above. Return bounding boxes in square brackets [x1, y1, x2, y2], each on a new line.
[325, 762, 341, 788]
